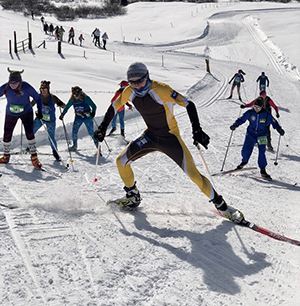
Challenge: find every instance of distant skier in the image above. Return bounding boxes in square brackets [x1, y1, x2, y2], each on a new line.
[227, 69, 245, 101]
[256, 72, 269, 92]
[230, 97, 285, 180]
[59, 86, 98, 151]
[0, 68, 43, 168]
[102, 32, 109, 50]
[94, 62, 244, 224]
[31, 80, 66, 161]
[78, 34, 84, 47]
[241, 90, 279, 151]
[108, 81, 133, 137]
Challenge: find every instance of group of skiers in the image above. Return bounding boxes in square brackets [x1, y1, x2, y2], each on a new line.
[0, 63, 285, 225]
[226, 69, 283, 180]
[0, 68, 133, 168]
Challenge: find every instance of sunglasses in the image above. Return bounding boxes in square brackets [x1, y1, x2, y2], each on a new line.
[40, 87, 48, 90]
[128, 74, 147, 85]
[10, 81, 19, 85]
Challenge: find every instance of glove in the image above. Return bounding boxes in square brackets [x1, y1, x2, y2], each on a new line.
[277, 127, 285, 136]
[230, 123, 238, 131]
[59, 113, 64, 121]
[94, 123, 107, 142]
[192, 125, 210, 149]
[90, 111, 95, 118]
[228, 82, 231, 84]
[128, 105, 133, 110]
[240, 104, 245, 109]
[36, 112, 43, 120]
[276, 113, 280, 118]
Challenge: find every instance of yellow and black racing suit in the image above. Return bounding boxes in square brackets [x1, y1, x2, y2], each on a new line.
[101, 80, 215, 200]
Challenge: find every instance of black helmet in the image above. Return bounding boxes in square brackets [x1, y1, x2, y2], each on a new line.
[254, 97, 264, 107]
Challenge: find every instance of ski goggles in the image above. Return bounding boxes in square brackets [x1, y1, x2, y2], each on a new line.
[128, 73, 148, 85]
[253, 106, 262, 110]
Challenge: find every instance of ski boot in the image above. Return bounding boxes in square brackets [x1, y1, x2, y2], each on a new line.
[69, 145, 77, 152]
[238, 96, 242, 102]
[260, 168, 272, 181]
[52, 150, 61, 161]
[108, 127, 116, 136]
[212, 195, 244, 224]
[0, 154, 10, 164]
[117, 182, 141, 209]
[236, 161, 247, 170]
[121, 129, 125, 137]
[227, 95, 232, 99]
[31, 154, 42, 169]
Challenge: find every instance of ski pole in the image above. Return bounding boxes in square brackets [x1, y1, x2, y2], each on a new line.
[20, 123, 24, 154]
[196, 144, 216, 189]
[94, 142, 101, 182]
[39, 119, 69, 169]
[220, 130, 234, 172]
[274, 135, 281, 166]
[93, 118, 112, 152]
[59, 108, 75, 171]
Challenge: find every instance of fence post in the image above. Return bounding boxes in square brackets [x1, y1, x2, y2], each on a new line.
[205, 58, 211, 73]
[113, 52, 115, 62]
[162, 55, 164, 67]
[58, 41, 61, 54]
[14, 31, 17, 53]
[9, 40, 12, 54]
[28, 32, 32, 49]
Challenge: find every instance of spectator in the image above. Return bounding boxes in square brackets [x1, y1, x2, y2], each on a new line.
[68, 27, 75, 44]
[102, 32, 109, 50]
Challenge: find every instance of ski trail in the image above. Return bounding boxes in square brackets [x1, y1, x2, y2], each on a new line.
[4, 211, 48, 304]
[243, 17, 284, 76]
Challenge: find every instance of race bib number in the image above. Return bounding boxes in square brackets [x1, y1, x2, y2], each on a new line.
[257, 136, 267, 145]
[10, 104, 24, 114]
[42, 114, 51, 121]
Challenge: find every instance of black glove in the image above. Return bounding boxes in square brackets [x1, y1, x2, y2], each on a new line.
[90, 111, 95, 118]
[277, 127, 285, 136]
[94, 123, 107, 142]
[36, 112, 43, 120]
[276, 113, 280, 118]
[59, 113, 64, 121]
[230, 123, 238, 131]
[192, 125, 210, 149]
[240, 104, 245, 109]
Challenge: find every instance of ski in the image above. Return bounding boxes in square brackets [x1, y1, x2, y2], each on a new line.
[250, 174, 298, 187]
[212, 167, 257, 176]
[215, 210, 300, 246]
[106, 199, 139, 211]
[39, 166, 63, 178]
[0, 203, 18, 209]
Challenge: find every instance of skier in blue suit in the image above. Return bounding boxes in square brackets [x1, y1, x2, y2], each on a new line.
[230, 97, 285, 180]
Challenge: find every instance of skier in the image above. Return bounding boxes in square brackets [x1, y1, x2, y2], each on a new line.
[0, 68, 43, 168]
[241, 90, 279, 151]
[59, 86, 98, 151]
[31, 80, 66, 161]
[227, 69, 245, 101]
[230, 97, 285, 180]
[256, 72, 269, 92]
[108, 81, 133, 137]
[92, 28, 101, 47]
[94, 62, 244, 223]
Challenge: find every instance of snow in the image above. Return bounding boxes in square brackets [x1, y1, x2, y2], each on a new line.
[0, 1, 300, 305]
